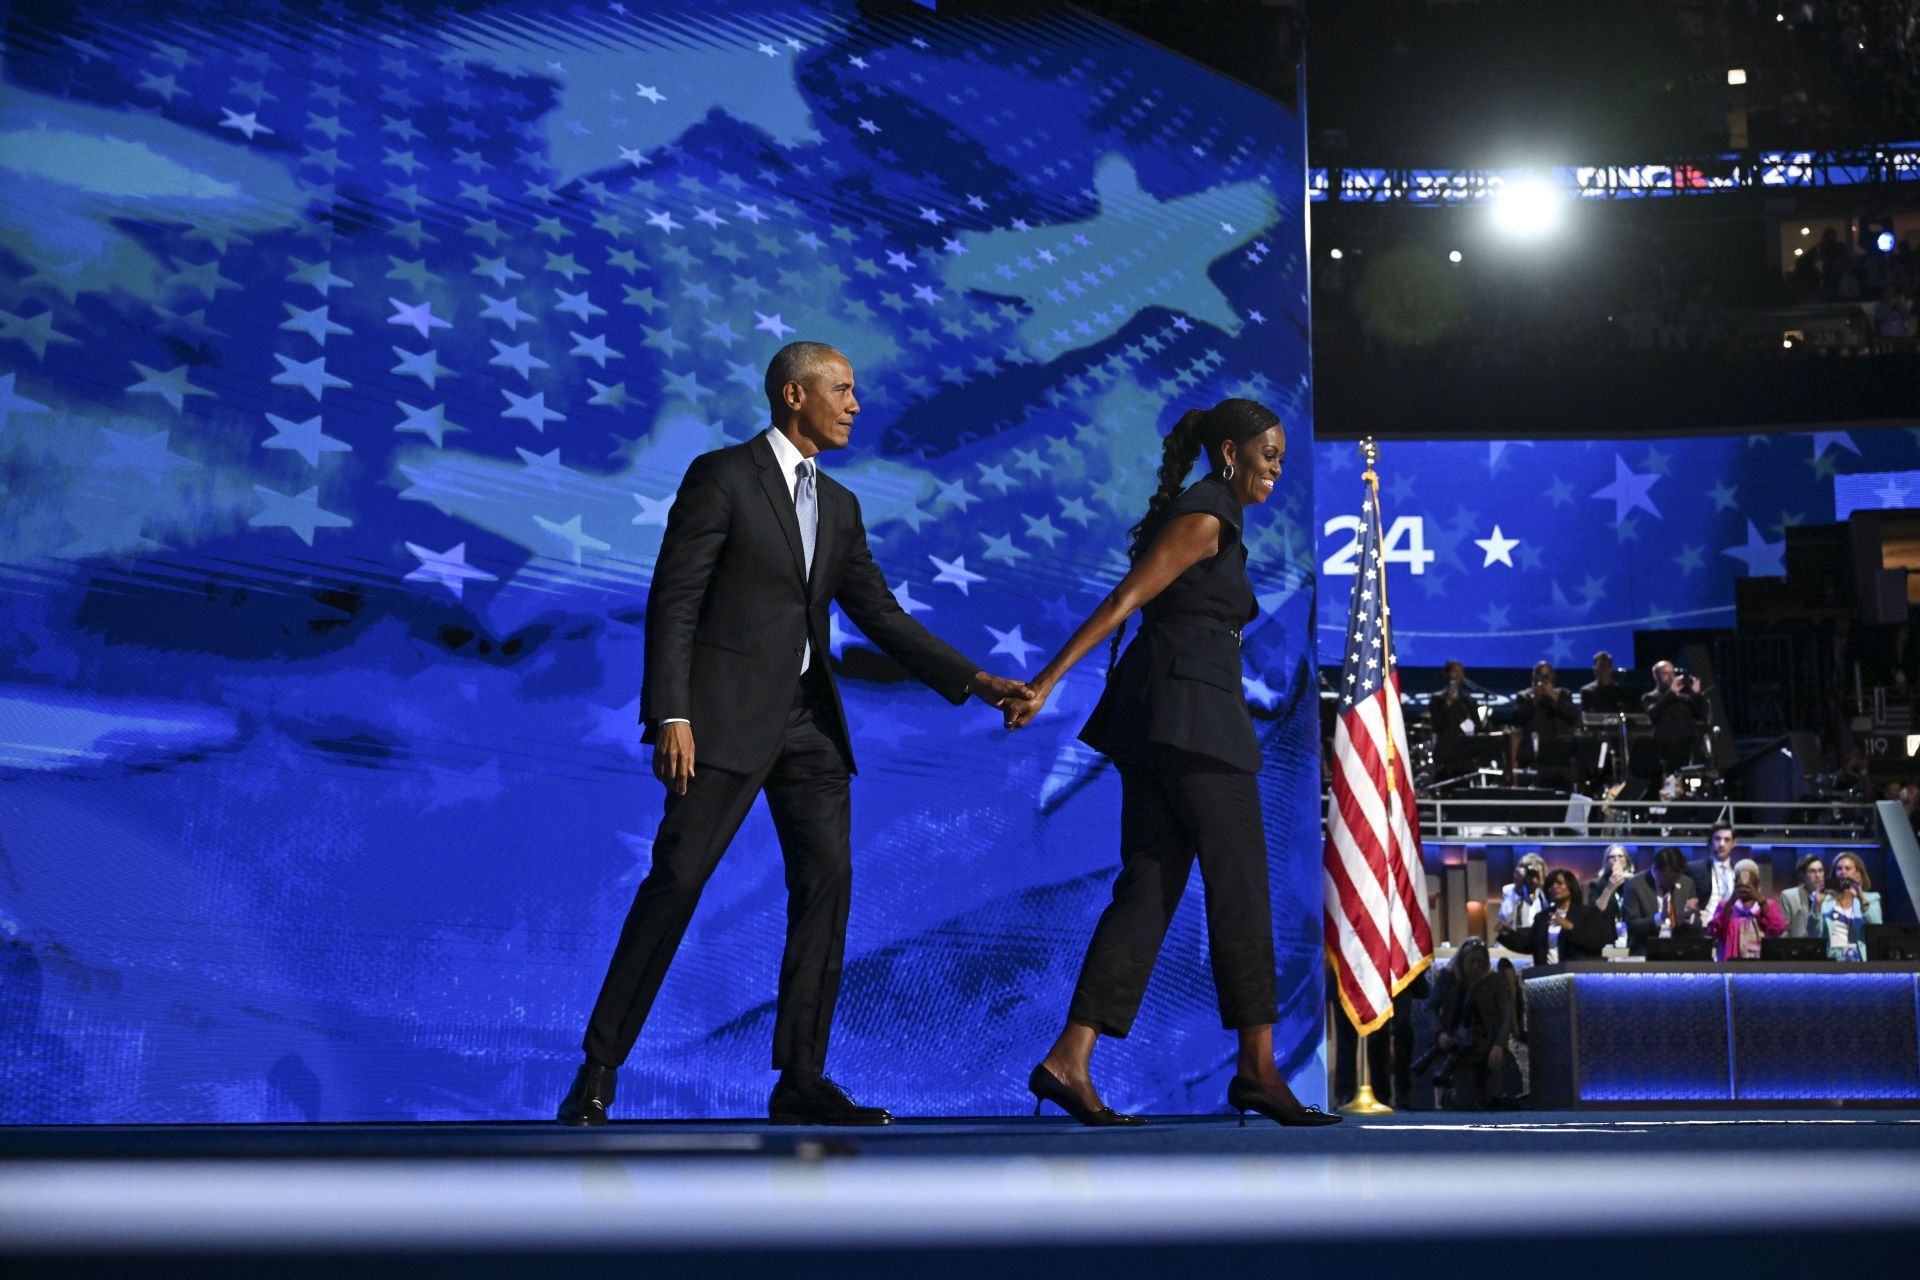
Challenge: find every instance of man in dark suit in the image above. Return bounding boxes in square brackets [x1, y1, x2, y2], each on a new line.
[1620, 846, 1701, 955]
[1686, 821, 1739, 927]
[558, 342, 1031, 1127]
[1512, 659, 1579, 788]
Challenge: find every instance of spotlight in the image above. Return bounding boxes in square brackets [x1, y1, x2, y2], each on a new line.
[1727, 68, 1747, 85]
[1775, 13, 1784, 21]
[1800, 226, 1810, 235]
[1490, 179, 1563, 238]
[1877, 231, 1897, 253]
[1330, 248, 1344, 260]
[1793, 247, 1804, 257]
[1448, 249, 1463, 263]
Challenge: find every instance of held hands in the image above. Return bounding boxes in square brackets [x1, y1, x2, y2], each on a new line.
[1002, 679, 1051, 731]
[969, 671, 1037, 723]
[653, 721, 696, 796]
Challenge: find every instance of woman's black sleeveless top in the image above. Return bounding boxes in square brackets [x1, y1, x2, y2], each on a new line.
[1079, 473, 1260, 773]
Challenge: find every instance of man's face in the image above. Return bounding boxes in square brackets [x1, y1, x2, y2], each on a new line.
[1653, 661, 1674, 690]
[1594, 655, 1614, 682]
[1710, 828, 1735, 861]
[1804, 861, 1826, 892]
[787, 355, 859, 453]
[1656, 864, 1680, 892]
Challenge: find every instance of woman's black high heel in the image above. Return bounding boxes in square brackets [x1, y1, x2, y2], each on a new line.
[1027, 1064, 1147, 1127]
[1227, 1075, 1343, 1127]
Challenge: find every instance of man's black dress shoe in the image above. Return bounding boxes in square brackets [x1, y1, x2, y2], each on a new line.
[768, 1072, 892, 1126]
[556, 1062, 616, 1126]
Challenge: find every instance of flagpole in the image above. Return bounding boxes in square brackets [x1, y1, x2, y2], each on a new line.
[1340, 435, 1395, 1117]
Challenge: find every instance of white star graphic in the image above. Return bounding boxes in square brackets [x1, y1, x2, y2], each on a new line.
[1474, 525, 1520, 568]
[403, 541, 498, 601]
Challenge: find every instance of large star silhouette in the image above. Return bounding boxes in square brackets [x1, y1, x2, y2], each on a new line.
[944, 154, 1277, 357]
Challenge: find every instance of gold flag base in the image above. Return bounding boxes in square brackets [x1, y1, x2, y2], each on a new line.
[1339, 1082, 1394, 1116]
[1339, 1025, 1395, 1115]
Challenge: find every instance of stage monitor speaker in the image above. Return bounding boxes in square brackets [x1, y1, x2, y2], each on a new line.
[1865, 924, 1920, 961]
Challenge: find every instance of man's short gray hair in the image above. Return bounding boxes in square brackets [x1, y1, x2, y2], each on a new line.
[764, 341, 844, 411]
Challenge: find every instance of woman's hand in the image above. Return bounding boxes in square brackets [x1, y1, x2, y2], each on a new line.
[1003, 684, 1050, 730]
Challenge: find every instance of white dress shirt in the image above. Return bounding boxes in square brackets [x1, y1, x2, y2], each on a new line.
[660, 429, 816, 729]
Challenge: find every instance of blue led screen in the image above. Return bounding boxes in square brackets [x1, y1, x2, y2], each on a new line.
[0, 1, 1320, 1121]
[1319, 426, 1920, 669]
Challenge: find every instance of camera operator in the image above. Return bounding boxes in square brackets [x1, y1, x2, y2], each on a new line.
[1639, 660, 1707, 780]
[1513, 660, 1579, 789]
[1495, 852, 1547, 951]
[1422, 938, 1516, 1111]
[1620, 845, 1701, 955]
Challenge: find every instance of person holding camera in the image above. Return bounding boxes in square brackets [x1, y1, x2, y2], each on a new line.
[1812, 851, 1883, 960]
[1706, 859, 1786, 960]
[1528, 869, 1613, 966]
[1639, 660, 1706, 780]
[1496, 852, 1547, 951]
[1620, 846, 1701, 955]
[1588, 845, 1634, 915]
[1422, 938, 1516, 1110]
[1513, 660, 1579, 788]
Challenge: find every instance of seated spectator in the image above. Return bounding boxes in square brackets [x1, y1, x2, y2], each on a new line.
[1706, 859, 1787, 960]
[1620, 845, 1701, 956]
[1587, 844, 1634, 916]
[1778, 854, 1826, 939]
[1425, 938, 1517, 1111]
[1813, 851, 1884, 960]
[1528, 869, 1613, 966]
[1495, 852, 1546, 951]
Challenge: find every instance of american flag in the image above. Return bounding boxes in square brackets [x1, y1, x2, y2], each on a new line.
[1323, 456, 1433, 1034]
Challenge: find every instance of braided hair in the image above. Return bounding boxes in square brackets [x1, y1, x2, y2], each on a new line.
[1107, 398, 1281, 670]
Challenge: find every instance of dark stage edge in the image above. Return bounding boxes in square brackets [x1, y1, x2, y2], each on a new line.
[7, 1110, 1920, 1159]
[5, 1113, 1918, 1279]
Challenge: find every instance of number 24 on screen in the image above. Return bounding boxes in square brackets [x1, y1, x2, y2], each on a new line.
[1321, 516, 1436, 576]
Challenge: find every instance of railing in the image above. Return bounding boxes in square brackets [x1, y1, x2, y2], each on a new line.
[1322, 794, 1880, 843]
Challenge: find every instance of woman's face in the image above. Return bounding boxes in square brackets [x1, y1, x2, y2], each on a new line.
[1735, 866, 1760, 894]
[1803, 860, 1826, 892]
[1548, 875, 1572, 906]
[1221, 425, 1285, 506]
[1834, 855, 1862, 886]
[1607, 850, 1631, 876]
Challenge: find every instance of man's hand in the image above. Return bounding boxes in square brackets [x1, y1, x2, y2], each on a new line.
[969, 671, 1035, 710]
[1734, 884, 1755, 904]
[653, 721, 696, 796]
[1684, 897, 1700, 915]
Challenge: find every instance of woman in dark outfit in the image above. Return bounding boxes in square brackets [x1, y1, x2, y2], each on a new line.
[1002, 399, 1337, 1128]
[1527, 868, 1612, 966]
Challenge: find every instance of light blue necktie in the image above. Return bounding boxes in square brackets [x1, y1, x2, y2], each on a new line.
[795, 459, 816, 672]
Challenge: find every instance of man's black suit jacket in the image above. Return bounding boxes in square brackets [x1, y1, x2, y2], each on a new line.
[639, 433, 980, 775]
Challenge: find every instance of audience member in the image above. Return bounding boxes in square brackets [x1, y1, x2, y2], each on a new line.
[1527, 869, 1613, 966]
[1621, 846, 1701, 955]
[1813, 851, 1884, 959]
[1778, 854, 1827, 939]
[1706, 859, 1787, 961]
[1513, 660, 1579, 786]
[1687, 822, 1739, 926]
[1496, 852, 1546, 951]
[1587, 844, 1635, 918]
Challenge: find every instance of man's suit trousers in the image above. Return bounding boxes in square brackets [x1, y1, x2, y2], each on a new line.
[1069, 748, 1279, 1037]
[584, 678, 852, 1073]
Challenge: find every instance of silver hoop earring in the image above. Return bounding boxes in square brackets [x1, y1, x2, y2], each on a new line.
[1222, 463, 1235, 481]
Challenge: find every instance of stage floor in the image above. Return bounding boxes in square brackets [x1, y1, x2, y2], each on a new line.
[5, 1113, 1918, 1278]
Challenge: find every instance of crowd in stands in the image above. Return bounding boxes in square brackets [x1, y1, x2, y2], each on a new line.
[1415, 824, 1887, 1111]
